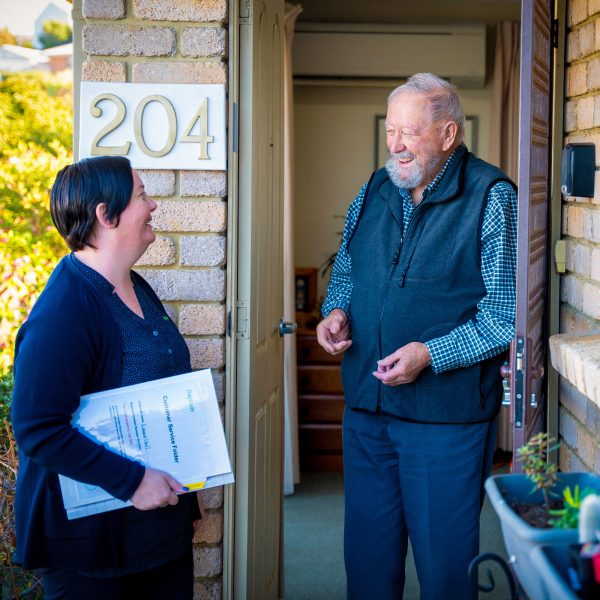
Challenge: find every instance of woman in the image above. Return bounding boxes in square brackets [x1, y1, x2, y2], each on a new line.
[11, 156, 199, 599]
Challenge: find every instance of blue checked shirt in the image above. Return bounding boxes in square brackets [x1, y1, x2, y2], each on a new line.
[321, 150, 517, 374]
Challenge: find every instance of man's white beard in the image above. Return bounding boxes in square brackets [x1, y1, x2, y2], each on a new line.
[385, 151, 442, 190]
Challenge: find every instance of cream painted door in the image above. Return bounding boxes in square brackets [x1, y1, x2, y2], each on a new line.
[234, 0, 285, 598]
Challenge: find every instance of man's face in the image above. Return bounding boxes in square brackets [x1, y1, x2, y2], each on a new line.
[384, 92, 447, 191]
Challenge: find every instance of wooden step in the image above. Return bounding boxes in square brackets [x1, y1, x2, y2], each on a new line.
[300, 453, 344, 473]
[299, 423, 343, 452]
[297, 365, 343, 394]
[298, 394, 345, 423]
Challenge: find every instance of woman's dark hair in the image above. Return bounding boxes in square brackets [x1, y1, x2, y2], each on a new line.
[50, 155, 134, 251]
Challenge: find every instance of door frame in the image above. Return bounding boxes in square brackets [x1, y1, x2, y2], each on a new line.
[223, 0, 241, 597]
[224, 1, 286, 598]
[546, 0, 567, 458]
[223, 0, 568, 593]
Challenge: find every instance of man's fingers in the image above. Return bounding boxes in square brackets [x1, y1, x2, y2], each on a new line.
[329, 340, 352, 355]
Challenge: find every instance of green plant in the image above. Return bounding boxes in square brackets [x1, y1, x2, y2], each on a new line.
[0, 71, 71, 374]
[0, 28, 16, 46]
[0, 420, 43, 599]
[0, 372, 13, 443]
[548, 485, 596, 529]
[517, 432, 560, 510]
[319, 214, 345, 281]
[38, 19, 72, 49]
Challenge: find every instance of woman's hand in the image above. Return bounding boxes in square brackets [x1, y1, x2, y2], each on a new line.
[130, 467, 187, 510]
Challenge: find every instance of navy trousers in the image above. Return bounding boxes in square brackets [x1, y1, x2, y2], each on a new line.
[343, 408, 497, 600]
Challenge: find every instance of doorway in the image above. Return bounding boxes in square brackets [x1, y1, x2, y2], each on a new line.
[282, 0, 558, 597]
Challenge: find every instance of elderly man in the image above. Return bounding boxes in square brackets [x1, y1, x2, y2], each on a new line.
[316, 73, 517, 599]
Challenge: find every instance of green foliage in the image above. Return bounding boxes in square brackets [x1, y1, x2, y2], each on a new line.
[1, 373, 43, 598]
[0, 71, 71, 374]
[0, 28, 17, 46]
[38, 20, 72, 49]
[517, 432, 560, 510]
[0, 372, 12, 434]
[549, 485, 596, 530]
[0, 71, 72, 156]
[0, 71, 68, 600]
[1, 417, 43, 600]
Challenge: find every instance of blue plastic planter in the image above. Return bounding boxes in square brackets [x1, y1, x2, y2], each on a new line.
[529, 545, 579, 600]
[485, 472, 600, 600]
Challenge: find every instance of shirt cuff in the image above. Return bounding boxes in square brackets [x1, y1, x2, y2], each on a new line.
[424, 336, 463, 374]
[321, 300, 350, 319]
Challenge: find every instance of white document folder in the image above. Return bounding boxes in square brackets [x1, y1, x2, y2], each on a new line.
[59, 369, 234, 520]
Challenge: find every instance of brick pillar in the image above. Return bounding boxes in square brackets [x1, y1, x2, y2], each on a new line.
[553, 0, 600, 473]
[79, 1, 228, 597]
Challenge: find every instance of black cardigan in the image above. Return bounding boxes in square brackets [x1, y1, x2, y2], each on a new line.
[11, 254, 159, 570]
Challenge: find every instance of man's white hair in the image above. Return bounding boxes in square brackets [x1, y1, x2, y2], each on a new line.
[388, 73, 465, 140]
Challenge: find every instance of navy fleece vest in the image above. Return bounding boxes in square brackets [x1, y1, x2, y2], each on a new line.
[341, 144, 515, 423]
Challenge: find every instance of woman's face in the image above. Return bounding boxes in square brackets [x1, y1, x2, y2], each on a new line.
[115, 170, 157, 257]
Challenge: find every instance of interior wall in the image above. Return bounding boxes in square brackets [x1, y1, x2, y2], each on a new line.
[292, 0, 521, 303]
[295, 0, 520, 24]
[294, 82, 495, 301]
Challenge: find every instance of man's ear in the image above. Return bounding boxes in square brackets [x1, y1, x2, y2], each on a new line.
[95, 203, 117, 229]
[441, 121, 459, 152]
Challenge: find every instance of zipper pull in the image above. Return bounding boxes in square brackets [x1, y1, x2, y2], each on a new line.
[398, 268, 408, 287]
[392, 238, 403, 264]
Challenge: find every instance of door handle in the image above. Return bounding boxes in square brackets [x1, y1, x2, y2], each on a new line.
[279, 319, 297, 336]
[531, 365, 544, 379]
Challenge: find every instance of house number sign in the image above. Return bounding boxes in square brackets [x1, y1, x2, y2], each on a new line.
[78, 83, 226, 170]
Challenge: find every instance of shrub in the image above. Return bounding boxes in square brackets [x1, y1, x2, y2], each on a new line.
[0, 71, 71, 374]
[38, 20, 72, 50]
[1, 371, 42, 599]
[0, 71, 71, 599]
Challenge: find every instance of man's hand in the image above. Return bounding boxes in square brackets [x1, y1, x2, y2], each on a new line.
[316, 308, 352, 355]
[372, 342, 431, 386]
[130, 467, 186, 510]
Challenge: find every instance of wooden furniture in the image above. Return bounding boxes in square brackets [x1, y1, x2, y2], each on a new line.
[296, 327, 344, 472]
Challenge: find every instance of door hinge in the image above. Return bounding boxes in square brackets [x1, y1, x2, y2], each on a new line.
[240, 0, 251, 20]
[552, 18, 559, 49]
[234, 301, 249, 339]
[232, 102, 239, 154]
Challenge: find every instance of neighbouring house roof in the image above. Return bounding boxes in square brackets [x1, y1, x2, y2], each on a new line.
[0, 0, 72, 39]
[42, 42, 72, 57]
[0, 43, 49, 71]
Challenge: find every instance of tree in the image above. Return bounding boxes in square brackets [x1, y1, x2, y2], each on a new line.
[38, 19, 72, 49]
[0, 72, 71, 374]
[0, 28, 16, 46]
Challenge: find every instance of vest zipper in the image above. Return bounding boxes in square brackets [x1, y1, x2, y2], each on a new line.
[376, 234, 403, 412]
[396, 201, 430, 286]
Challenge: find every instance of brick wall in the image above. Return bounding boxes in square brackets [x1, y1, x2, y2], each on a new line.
[559, 0, 600, 471]
[78, 1, 228, 597]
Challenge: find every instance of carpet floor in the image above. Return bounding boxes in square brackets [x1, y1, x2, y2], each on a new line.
[283, 470, 513, 600]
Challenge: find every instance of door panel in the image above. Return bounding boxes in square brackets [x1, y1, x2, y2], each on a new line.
[236, 0, 285, 597]
[511, 0, 552, 470]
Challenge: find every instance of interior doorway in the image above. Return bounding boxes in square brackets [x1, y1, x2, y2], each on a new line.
[286, 0, 521, 487]
[283, 1, 525, 597]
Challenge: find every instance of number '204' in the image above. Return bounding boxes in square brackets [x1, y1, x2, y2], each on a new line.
[89, 93, 214, 159]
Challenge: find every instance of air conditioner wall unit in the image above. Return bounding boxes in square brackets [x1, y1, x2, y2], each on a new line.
[292, 23, 486, 88]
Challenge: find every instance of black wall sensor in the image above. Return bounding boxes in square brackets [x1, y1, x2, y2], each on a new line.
[561, 143, 596, 197]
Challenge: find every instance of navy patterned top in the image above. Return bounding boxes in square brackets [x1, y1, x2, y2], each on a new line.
[72, 255, 197, 577]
